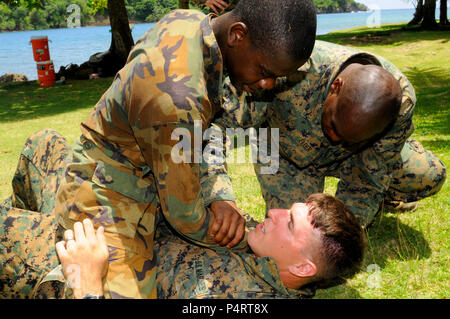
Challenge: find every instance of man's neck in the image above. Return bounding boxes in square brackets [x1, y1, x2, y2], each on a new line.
[211, 12, 234, 68]
[279, 270, 308, 289]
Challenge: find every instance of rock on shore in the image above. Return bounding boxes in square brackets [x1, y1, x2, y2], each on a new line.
[0, 73, 28, 83]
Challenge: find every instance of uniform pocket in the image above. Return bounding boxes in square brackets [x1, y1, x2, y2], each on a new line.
[92, 161, 156, 203]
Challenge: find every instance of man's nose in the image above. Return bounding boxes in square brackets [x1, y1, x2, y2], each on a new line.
[267, 209, 288, 222]
[258, 78, 276, 90]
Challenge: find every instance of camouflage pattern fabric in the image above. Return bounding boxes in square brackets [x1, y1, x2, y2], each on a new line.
[1, 129, 312, 299]
[53, 10, 247, 299]
[154, 219, 315, 298]
[191, 0, 239, 13]
[203, 40, 446, 227]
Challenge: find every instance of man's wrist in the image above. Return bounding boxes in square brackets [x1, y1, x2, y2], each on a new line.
[73, 281, 104, 299]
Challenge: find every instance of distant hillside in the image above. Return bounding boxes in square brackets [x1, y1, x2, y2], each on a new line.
[314, 0, 368, 14]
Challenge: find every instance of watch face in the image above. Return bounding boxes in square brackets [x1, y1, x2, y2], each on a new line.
[82, 294, 105, 299]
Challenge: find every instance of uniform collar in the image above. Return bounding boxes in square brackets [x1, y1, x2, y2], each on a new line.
[237, 251, 316, 298]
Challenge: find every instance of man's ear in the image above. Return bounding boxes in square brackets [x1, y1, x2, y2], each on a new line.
[227, 22, 248, 47]
[288, 260, 317, 278]
[329, 77, 343, 96]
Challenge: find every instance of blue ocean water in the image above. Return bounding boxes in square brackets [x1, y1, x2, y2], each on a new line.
[0, 8, 434, 80]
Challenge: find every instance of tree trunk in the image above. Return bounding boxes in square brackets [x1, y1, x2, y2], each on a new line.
[421, 0, 438, 28]
[87, 0, 134, 77]
[408, 0, 424, 25]
[178, 0, 190, 9]
[440, 0, 449, 25]
[106, 0, 134, 75]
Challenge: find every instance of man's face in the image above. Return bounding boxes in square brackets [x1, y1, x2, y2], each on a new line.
[321, 87, 370, 152]
[226, 37, 303, 94]
[321, 92, 342, 145]
[248, 203, 322, 271]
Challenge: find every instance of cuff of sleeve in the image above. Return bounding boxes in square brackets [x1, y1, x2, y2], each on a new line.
[201, 174, 236, 207]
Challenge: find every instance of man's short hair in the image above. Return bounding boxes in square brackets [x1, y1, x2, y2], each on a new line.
[306, 193, 366, 284]
[231, 0, 317, 62]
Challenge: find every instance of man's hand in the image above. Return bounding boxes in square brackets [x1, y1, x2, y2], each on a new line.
[209, 200, 246, 248]
[205, 0, 229, 14]
[56, 219, 109, 299]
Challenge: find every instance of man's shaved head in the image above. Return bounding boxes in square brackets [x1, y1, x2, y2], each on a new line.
[321, 63, 402, 149]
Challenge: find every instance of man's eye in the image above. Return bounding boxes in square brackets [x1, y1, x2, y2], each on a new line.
[260, 67, 271, 78]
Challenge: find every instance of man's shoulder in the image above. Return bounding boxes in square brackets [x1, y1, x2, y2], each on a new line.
[134, 9, 207, 50]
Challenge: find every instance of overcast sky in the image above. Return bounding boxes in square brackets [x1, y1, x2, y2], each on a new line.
[356, 0, 415, 10]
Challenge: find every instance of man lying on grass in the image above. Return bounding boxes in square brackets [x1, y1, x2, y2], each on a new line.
[56, 193, 365, 299]
[0, 129, 365, 298]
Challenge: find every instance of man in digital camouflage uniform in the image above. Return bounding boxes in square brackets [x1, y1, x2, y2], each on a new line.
[0, 0, 318, 298]
[203, 40, 446, 228]
[1, 129, 365, 299]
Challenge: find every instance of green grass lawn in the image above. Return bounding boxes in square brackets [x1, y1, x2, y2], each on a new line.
[0, 23, 448, 298]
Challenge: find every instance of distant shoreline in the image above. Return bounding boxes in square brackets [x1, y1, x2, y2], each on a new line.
[6, 7, 421, 33]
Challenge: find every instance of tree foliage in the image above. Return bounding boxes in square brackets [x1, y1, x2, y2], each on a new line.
[0, 0, 373, 31]
[126, 0, 178, 22]
[313, 0, 367, 13]
[0, 0, 94, 31]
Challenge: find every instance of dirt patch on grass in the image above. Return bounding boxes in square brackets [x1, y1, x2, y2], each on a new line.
[347, 32, 394, 44]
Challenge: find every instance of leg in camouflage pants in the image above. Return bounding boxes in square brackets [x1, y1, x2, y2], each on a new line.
[0, 129, 70, 298]
[255, 139, 446, 220]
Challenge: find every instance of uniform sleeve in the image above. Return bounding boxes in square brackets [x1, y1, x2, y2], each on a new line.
[200, 78, 271, 206]
[146, 122, 217, 245]
[336, 79, 416, 227]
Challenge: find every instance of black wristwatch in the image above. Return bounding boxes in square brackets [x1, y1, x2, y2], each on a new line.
[82, 293, 105, 299]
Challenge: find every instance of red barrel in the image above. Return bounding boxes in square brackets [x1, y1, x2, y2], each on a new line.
[36, 60, 55, 87]
[30, 36, 50, 62]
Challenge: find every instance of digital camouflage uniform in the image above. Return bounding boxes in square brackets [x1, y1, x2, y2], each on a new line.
[0, 129, 68, 298]
[154, 220, 315, 299]
[52, 9, 247, 299]
[203, 40, 446, 227]
[0, 129, 314, 299]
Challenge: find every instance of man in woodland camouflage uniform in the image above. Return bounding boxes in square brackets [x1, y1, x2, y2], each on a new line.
[0, 0, 318, 298]
[203, 40, 446, 228]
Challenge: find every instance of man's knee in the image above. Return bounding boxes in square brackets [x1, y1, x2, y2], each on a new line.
[388, 139, 446, 200]
[11, 129, 70, 211]
[430, 159, 446, 195]
[21, 129, 69, 167]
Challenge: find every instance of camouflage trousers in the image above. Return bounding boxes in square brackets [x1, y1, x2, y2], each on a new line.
[0, 129, 161, 298]
[0, 129, 69, 298]
[255, 139, 446, 213]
